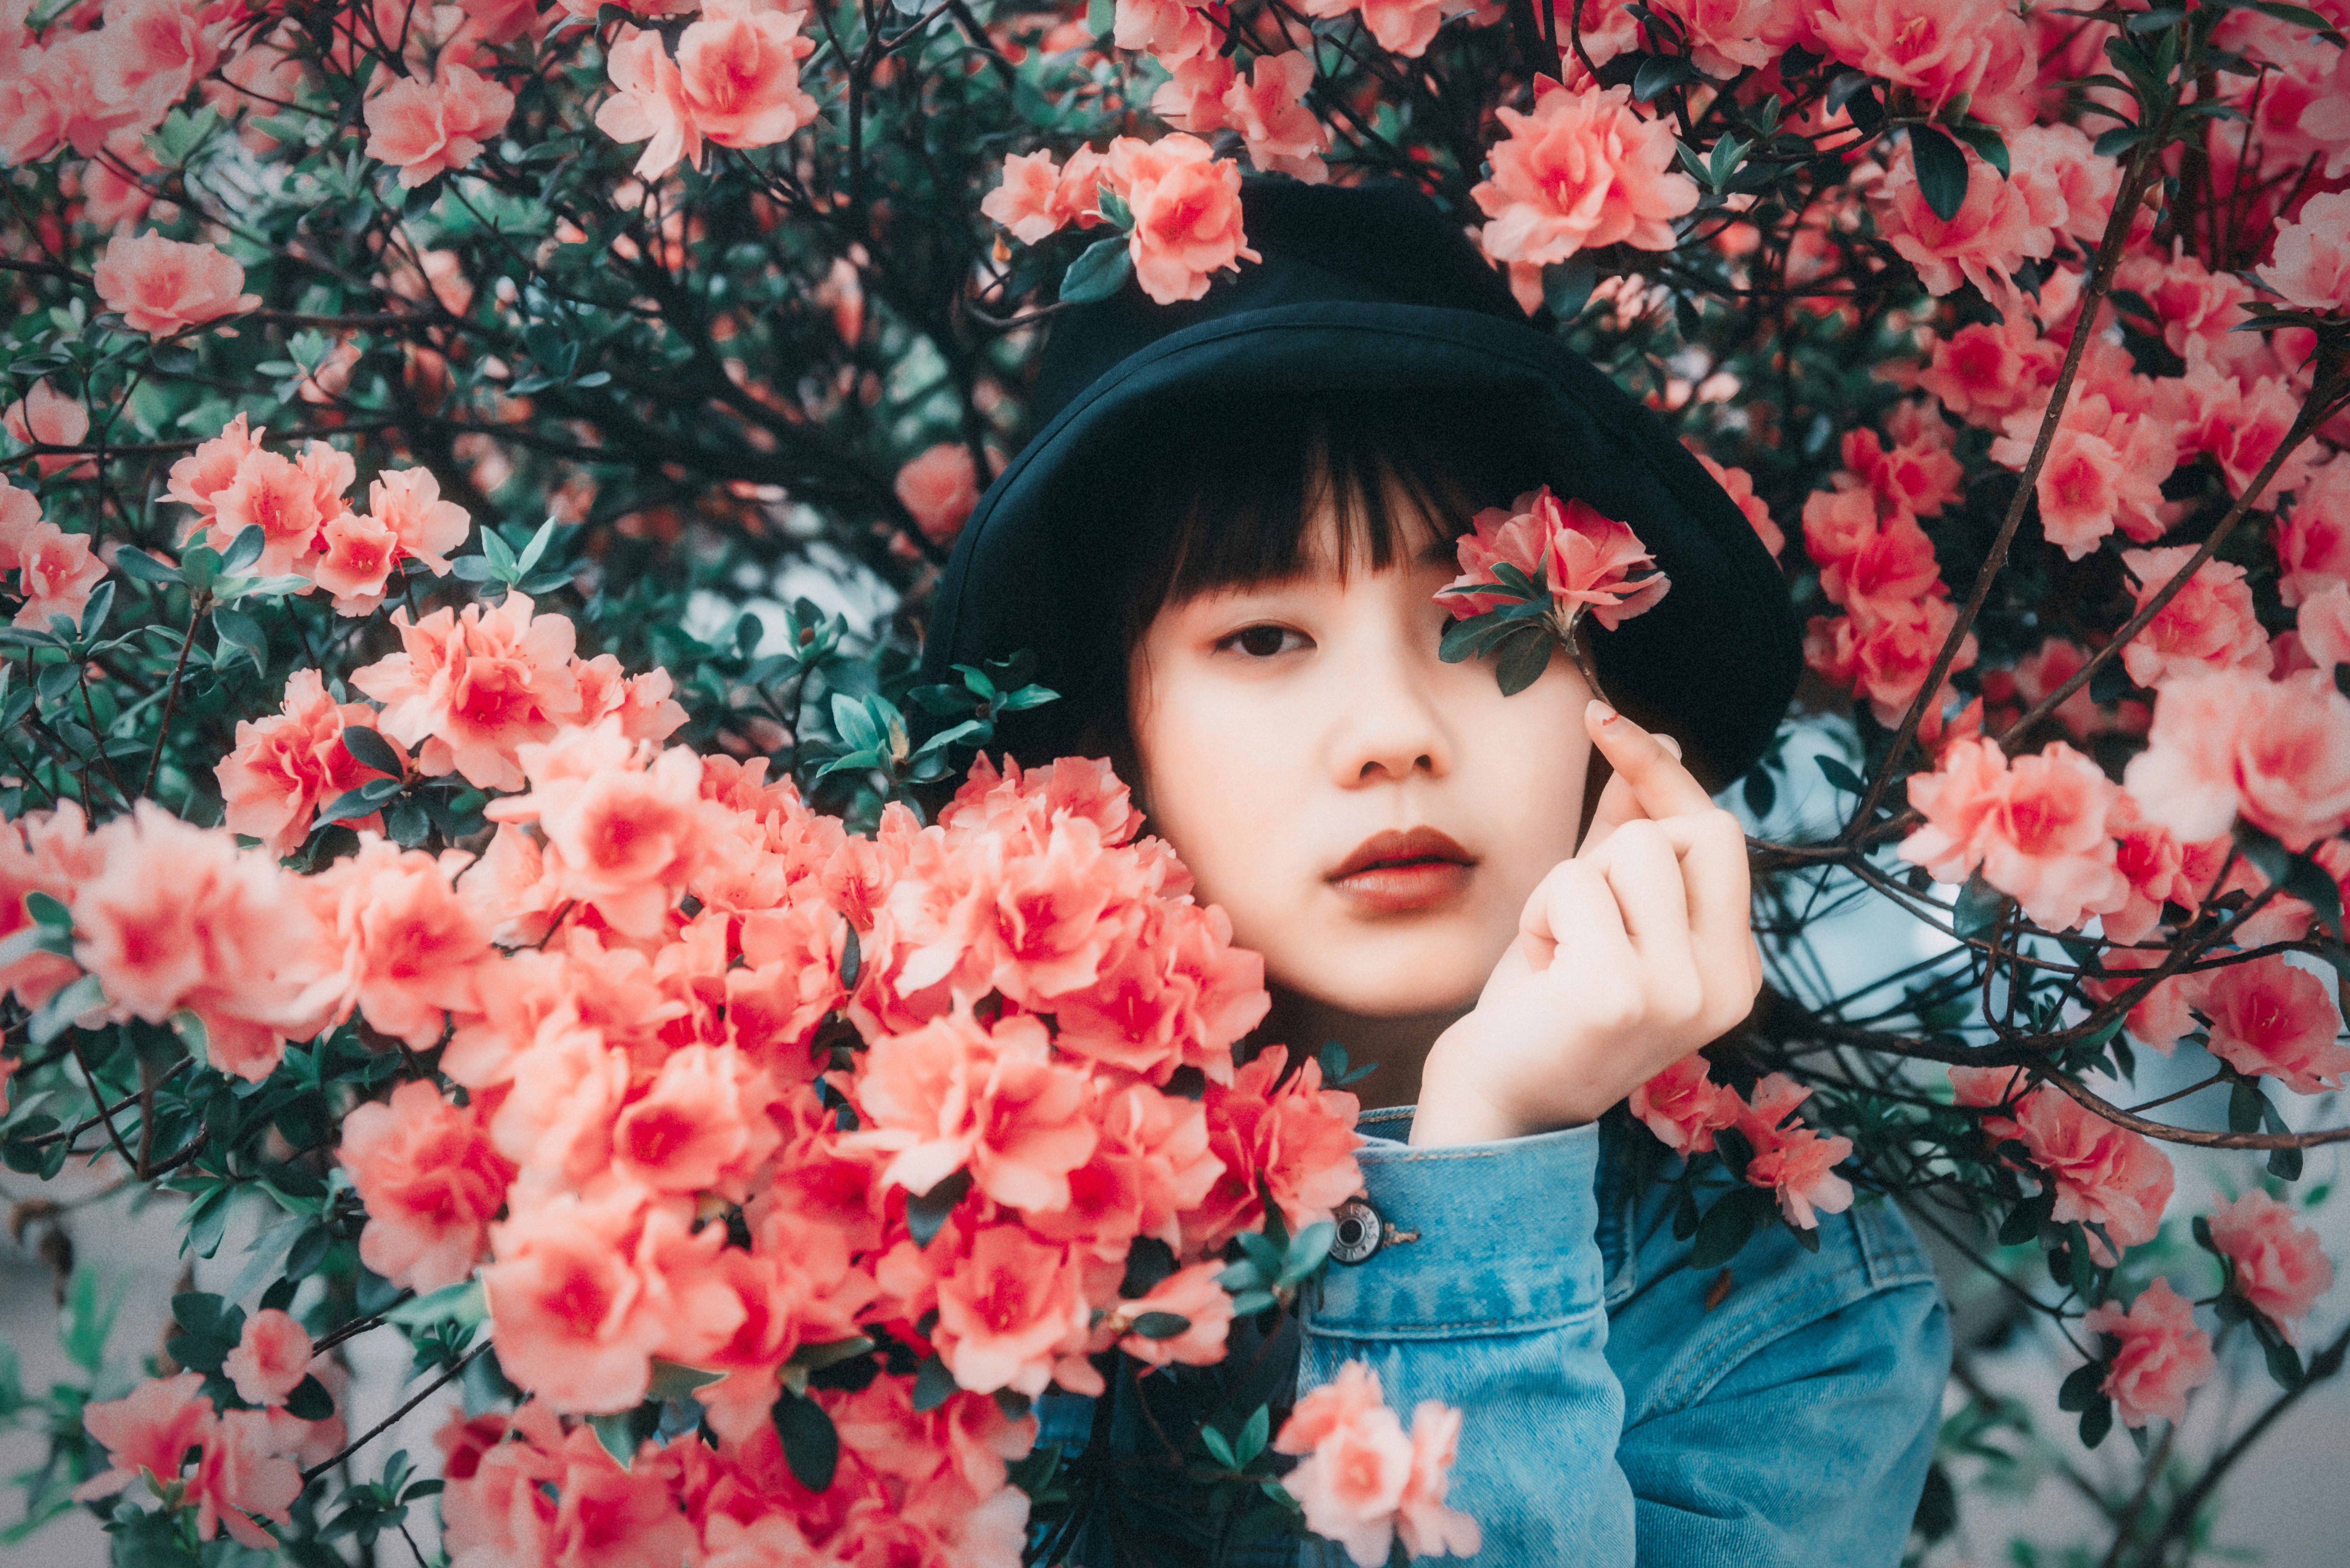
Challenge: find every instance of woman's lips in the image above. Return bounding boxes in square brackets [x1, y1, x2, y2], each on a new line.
[1327, 827, 1475, 914]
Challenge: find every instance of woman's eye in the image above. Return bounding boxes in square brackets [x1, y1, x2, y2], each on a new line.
[1221, 625, 1306, 658]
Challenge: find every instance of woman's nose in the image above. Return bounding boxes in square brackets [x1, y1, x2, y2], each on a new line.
[1327, 614, 1452, 786]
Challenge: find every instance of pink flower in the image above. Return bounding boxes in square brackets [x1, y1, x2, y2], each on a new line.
[203, 443, 352, 577]
[1808, 0, 2035, 124]
[1732, 1074, 1855, 1230]
[1953, 1067, 2174, 1263]
[0, 72, 66, 167]
[1804, 595, 1978, 734]
[363, 62, 514, 188]
[2198, 955, 2350, 1095]
[1821, 513, 1942, 618]
[165, 412, 262, 517]
[982, 149, 1081, 245]
[222, 1308, 315, 1407]
[2117, 546, 2270, 687]
[215, 667, 406, 857]
[72, 802, 337, 1081]
[596, 25, 698, 180]
[851, 1009, 1097, 1213]
[364, 465, 473, 573]
[73, 1371, 216, 1501]
[2207, 1189, 2334, 1340]
[2124, 669, 2350, 850]
[1220, 51, 1328, 184]
[1916, 313, 2064, 428]
[2081, 1277, 2217, 1428]
[4, 378, 91, 478]
[2, 515, 108, 631]
[1628, 1052, 1738, 1154]
[352, 591, 587, 792]
[1112, 0, 1215, 62]
[2277, 457, 2350, 606]
[676, 0, 819, 152]
[2300, 580, 2350, 672]
[1472, 82, 1698, 272]
[340, 1078, 513, 1292]
[1113, 1259, 1234, 1367]
[895, 442, 984, 547]
[1185, 1044, 1363, 1252]
[482, 1186, 669, 1413]
[1104, 132, 1259, 305]
[1275, 1361, 1479, 1566]
[1900, 737, 2129, 932]
[310, 509, 401, 614]
[92, 232, 257, 336]
[310, 837, 493, 1047]
[2257, 191, 2350, 313]
[1149, 50, 1237, 136]
[1444, 486, 1669, 629]
[1689, 447, 1784, 559]
[1296, 0, 1469, 56]
[612, 1042, 782, 1200]
[931, 1223, 1089, 1397]
[1874, 139, 2054, 310]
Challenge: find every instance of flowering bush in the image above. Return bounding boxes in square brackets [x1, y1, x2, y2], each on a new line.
[0, 0, 2346, 1564]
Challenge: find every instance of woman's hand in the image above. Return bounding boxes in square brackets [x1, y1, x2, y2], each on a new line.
[1408, 700, 1762, 1147]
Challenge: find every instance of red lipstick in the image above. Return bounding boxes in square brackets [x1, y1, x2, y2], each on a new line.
[1326, 827, 1476, 915]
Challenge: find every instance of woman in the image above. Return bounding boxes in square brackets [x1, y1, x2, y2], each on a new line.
[922, 179, 1951, 1565]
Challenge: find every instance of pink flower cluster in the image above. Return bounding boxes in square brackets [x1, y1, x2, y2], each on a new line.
[981, 132, 1261, 305]
[1148, 49, 1331, 185]
[167, 415, 475, 614]
[0, 0, 228, 170]
[75, 1368, 342, 1549]
[2207, 1188, 2335, 1342]
[364, 61, 515, 187]
[1628, 1054, 1857, 1230]
[1441, 485, 1671, 629]
[438, 1375, 1033, 1568]
[1471, 79, 1701, 316]
[1950, 1066, 2173, 1264]
[595, 1, 821, 182]
[0, 477, 107, 629]
[1272, 1361, 1479, 1567]
[1800, 403, 1975, 737]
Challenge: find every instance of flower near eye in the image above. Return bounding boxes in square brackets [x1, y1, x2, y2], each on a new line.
[1435, 485, 1669, 696]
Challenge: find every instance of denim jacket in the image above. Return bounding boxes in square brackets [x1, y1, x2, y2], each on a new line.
[1038, 1106, 1951, 1566]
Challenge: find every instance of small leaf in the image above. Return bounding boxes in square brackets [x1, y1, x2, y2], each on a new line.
[1126, 1311, 1190, 1340]
[1953, 875, 2009, 938]
[2078, 1396, 2113, 1449]
[283, 1374, 334, 1421]
[1494, 627, 1557, 696]
[2094, 126, 2145, 158]
[217, 524, 267, 577]
[1909, 126, 1972, 223]
[1688, 1186, 1774, 1268]
[318, 775, 404, 825]
[385, 1279, 488, 1328]
[1814, 755, 1865, 795]
[2057, 1359, 2105, 1412]
[906, 1168, 972, 1248]
[1952, 122, 2010, 178]
[212, 606, 268, 675]
[910, 1353, 959, 1413]
[339, 726, 405, 777]
[113, 547, 180, 584]
[772, 1389, 840, 1489]
[1059, 236, 1134, 305]
[1542, 256, 1597, 320]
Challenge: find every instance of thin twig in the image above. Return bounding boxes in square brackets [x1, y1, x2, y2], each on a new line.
[301, 1339, 490, 1486]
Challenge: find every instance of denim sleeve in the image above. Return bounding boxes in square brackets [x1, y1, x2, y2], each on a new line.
[1296, 1121, 1637, 1563]
[1296, 1121, 1949, 1567]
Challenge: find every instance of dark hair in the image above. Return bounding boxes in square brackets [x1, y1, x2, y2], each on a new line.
[996, 385, 1562, 764]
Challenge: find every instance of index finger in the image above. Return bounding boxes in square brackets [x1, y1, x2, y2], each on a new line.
[1584, 700, 1713, 822]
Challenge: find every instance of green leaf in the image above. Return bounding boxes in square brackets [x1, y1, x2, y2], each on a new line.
[1200, 1423, 1237, 1468]
[2057, 1359, 2105, 1412]
[217, 524, 267, 577]
[513, 515, 559, 577]
[1277, 1220, 1335, 1288]
[284, 1374, 334, 1421]
[1688, 1186, 1774, 1268]
[2078, 1396, 2113, 1449]
[1127, 1311, 1190, 1340]
[1542, 256, 1598, 320]
[117, 547, 182, 584]
[318, 775, 404, 825]
[2263, 1334, 2306, 1391]
[339, 726, 405, 777]
[1814, 755, 1865, 795]
[2234, 823, 2344, 940]
[1909, 126, 1972, 223]
[1494, 627, 1557, 696]
[29, 972, 105, 1047]
[911, 1352, 959, 1413]
[2229, 1080, 2269, 1136]
[385, 1279, 488, 1328]
[211, 605, 267, 675]
[2250, 0, 2346, 42]
[1953, 875, 2009, 938]
[1952, 121, 2011, 178]
[1631, 52, 1696, 103]
[2094, 126, 2145, 158]
[906, 1167, 971, 1248]
[772, 1389, 841, 1489]
[1236, 1403, 1269, 1466]
[1059, 236, 1134, 305]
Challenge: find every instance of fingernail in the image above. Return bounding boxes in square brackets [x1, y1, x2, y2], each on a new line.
[1658, 735, 1683, 760]
[1588, 698, 1617, 725]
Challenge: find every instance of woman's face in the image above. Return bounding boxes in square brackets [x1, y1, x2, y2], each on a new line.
[1128, 487, 1596, 1020]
